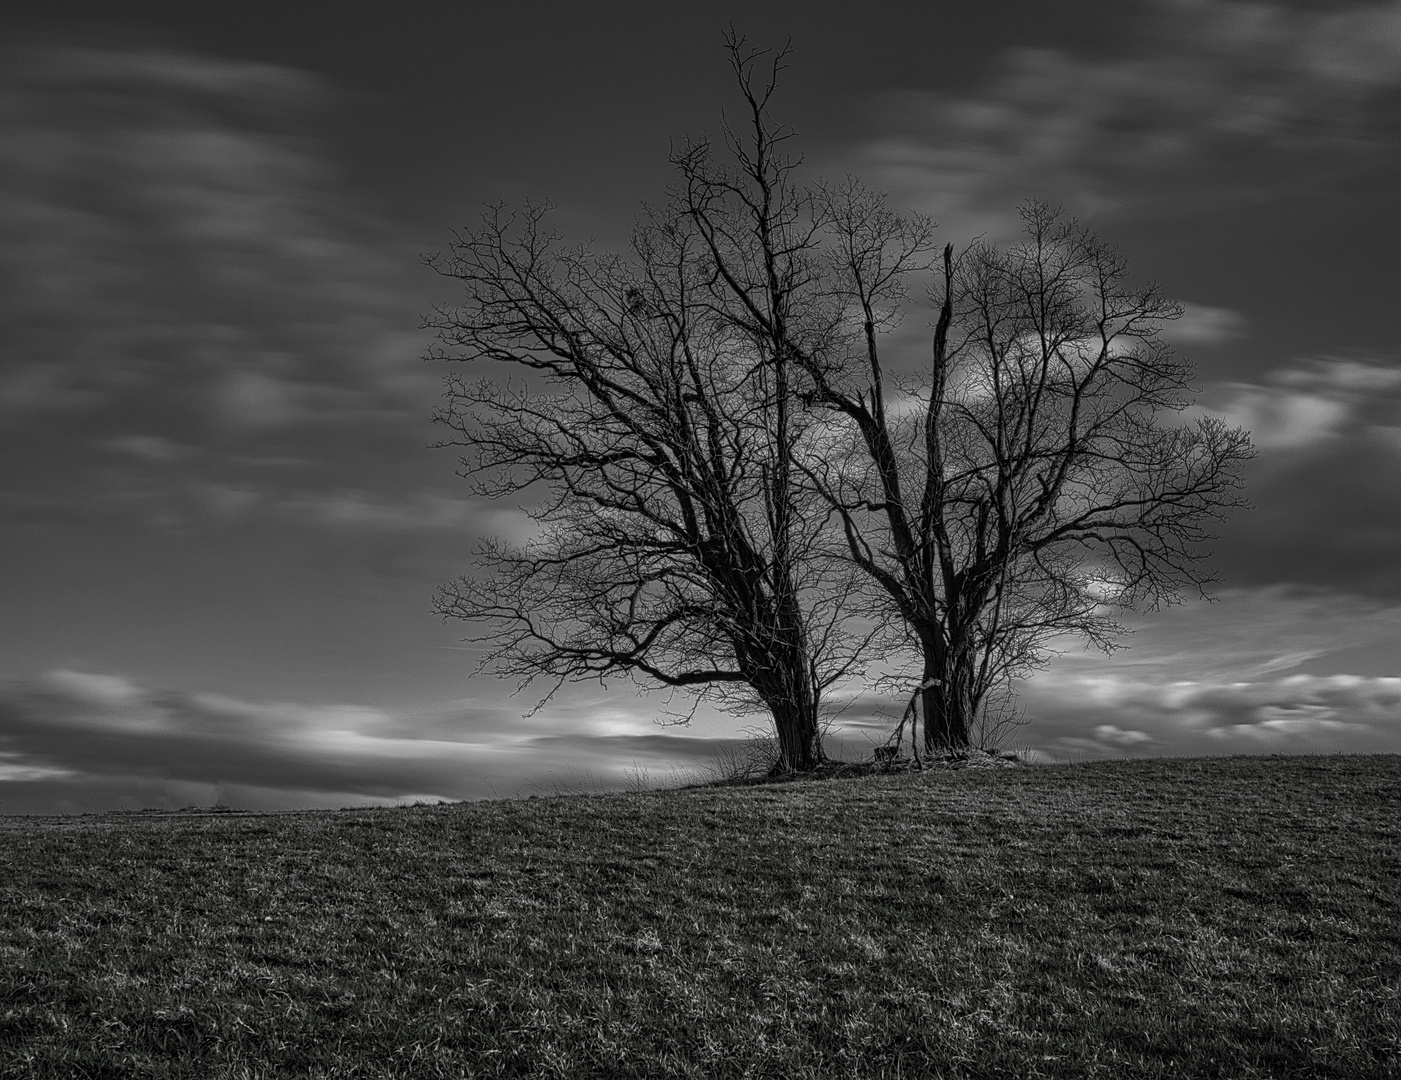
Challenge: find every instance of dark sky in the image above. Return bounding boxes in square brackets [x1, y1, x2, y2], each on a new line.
[2, 0, 1400, 813]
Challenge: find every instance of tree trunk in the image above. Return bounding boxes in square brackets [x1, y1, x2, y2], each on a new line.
[762, 558, 825, 772]
[921, 653, 974, 754]
[759, 638, 823, 772]
[769, 691, 823, 773]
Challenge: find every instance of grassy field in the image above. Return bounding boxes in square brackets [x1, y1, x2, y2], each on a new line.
[1, 754, 1398, 1078]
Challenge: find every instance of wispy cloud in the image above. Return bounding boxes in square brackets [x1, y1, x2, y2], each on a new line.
[0, 670, 735, 814]
[1160, 302, 1250, 347]
[1016, 585, 1401, 759]
[1046, 586, 1401, 682]
[1192, 356, 1401, 595]
[843, 0, 1401, 237]
[1025, 670, 1401, 761]
[0, 33, 456, 547]
[32, 481, 523, 537]
[0, 36, 429, 435]
[5, 584, 1397, 814]
[103, 434, 194, 463]
[825, 585, 1401, 759]
[1200, 356, 1401, 451]
[273, 490, 489, 532]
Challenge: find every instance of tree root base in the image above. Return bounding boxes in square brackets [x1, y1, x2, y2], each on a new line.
[700, 748, 1028, 789]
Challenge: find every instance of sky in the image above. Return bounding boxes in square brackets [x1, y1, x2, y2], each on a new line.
[2, 0, 1400, 814]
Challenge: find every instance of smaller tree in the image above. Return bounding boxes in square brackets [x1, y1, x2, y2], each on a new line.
[797, 199, 1255, 751]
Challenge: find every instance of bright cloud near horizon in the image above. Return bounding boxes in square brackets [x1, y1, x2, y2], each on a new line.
[2, 1, 1400, 814]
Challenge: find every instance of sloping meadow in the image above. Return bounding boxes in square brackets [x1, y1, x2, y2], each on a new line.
[2, 755, 1398, 1078]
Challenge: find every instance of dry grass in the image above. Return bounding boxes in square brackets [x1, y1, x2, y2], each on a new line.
[2, 753, 1398, 1078]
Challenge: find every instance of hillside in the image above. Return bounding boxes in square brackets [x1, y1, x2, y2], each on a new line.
[2, 754, 1398, 1078]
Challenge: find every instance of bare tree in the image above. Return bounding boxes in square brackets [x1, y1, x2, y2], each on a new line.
[794, 198, 1256, 752]
[426, 31, 1253, 766]
[423, 192, 870, 772]
[679, 60, 1254, 750]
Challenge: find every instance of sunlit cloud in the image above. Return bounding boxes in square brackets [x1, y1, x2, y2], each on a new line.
[1007, 584, 1401, 759]
[1024, 669, 1401, 761]
[1092, 724, 1154, 748]
[5, 588, 1398, 814]
[1200, 356, 1401, 451]
[0, 670, 738, 815]
[822, 585, 1401, 759]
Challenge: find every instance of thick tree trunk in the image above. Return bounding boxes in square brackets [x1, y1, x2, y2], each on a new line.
[761, 560, 825, 772]
[716, 553, 824, 773]
[921, 653, 974, 754]
[769, 690, 823, 773]
[768, 637, 824, 772]
[730, 607, 825, 773]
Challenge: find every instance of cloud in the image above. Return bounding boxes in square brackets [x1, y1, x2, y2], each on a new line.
[0, 669, 736, 815]
[820, 585, 1401, 759]
[1160, 302, 1250, 347]
[273, 489, 489, 532]
[1003, 584, 1401, 759]
[1201, 356, 1401, 450]
[0, 33, 460, 542]
[77, 484, 518, 536]
[844, 0, 1401, 237]
[1052, 585, 1401, 681]
[1191, 357, 1401, 595]
[41, 670, 144, 708]
[6, 588, 1397, 813]
[1023, 669, 1401, 762]
[103, 435, 192, 462]
[1092, 724, 1154, 748]
[0, 35, 427, 437]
